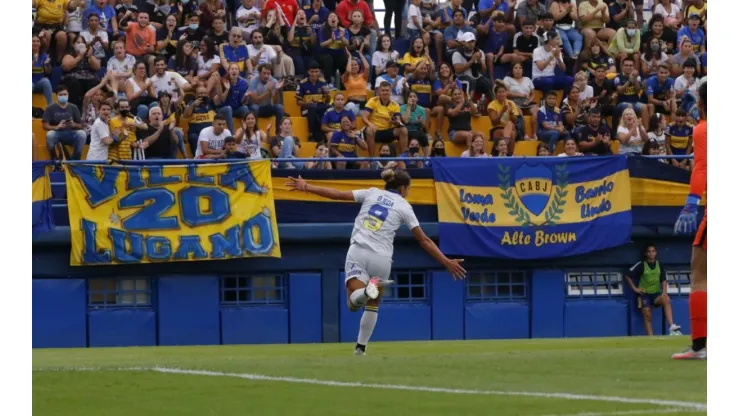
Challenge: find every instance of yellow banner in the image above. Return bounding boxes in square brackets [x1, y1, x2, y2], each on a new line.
[65, 161, 281, 266]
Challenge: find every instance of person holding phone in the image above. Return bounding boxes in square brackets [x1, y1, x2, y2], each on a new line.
[42, 85, 87, 162]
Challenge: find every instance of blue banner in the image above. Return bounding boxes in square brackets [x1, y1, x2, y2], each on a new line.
[32, 163, 54, 235]
[431, 157, 633, 259]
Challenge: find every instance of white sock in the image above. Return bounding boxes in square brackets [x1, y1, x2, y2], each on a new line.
[357, 309, 378, 346]
[349, 288, 369, 308]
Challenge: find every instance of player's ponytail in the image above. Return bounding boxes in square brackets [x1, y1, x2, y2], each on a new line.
[381, 169, 411, 191]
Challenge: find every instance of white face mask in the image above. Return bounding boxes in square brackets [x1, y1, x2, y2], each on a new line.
[75, 43, 87, 54]
[626, 29, 636, 37]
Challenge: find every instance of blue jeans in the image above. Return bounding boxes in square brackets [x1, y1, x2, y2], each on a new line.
[539, 129, 565, 152]
[217, 105, 251, 134]
[533, 75, 574, 96]
[173, 129, 186, 159]
[250, 103, 285, 125]
[556, 28, 583, 58]
[46, 129, 86, 161]
[278, 137, 305, 169]
[33, 78, 53, 107]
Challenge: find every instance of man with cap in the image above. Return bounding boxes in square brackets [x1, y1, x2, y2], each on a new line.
[375, 61, 405, 105]
[677, 14, 706, 55]
[452, 32, 493, 102]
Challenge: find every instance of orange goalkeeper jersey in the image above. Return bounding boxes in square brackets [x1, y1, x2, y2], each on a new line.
[690, 120, 707, 199]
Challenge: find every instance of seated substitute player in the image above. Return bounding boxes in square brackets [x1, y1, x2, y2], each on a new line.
[673, 80, 707, 360]
[625, 244, 682, 336]
[285, 170, 466, 356]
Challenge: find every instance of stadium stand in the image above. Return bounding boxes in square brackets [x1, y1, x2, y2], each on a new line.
[32, 0, 706, 164]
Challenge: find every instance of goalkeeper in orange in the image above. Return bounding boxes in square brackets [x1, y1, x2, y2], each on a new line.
[672, 80, 707, 360]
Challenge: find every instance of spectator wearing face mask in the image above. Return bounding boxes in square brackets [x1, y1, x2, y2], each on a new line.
[108, 98, 148, 161]
[641, 37, 669, 77]
[607, 18, 641, 70]
[430, 138, 446, 158]
[62, 36, 102, 108]
[398, 138, 426, 169]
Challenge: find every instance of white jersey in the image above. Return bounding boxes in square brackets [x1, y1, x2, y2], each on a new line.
[350, 188, 420, 258]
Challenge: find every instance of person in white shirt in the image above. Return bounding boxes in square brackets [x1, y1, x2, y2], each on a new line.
[247, 30, 277, 77]
[617, 107, 649, 154]
[236, 0, 262, 38]
[574, 71, 594, 102]
[149, 56, 191, 104]
[106, 41, 136, 90]
[194, 114, 232, 159]
[374, 61, 405, 104]
[460, 133, 491, 158]
[80, 13, 109, 60]
[532, 30, 574, 96]
[285, 169, 466, 356]
[407, 0, 424, 39]
[557, 137, 584, 157]
[86, 102, 113, 160]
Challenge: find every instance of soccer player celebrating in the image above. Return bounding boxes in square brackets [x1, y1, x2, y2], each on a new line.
[672, 80, 707, 360]
[286, 170, 466, 356]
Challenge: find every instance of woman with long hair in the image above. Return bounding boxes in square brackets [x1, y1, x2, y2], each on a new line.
[504, 63, 538, 141]
[234, 111, 270, 160]
[617, 107, 649, 154]
[537, 142, 551, 156]
[156, 14, 179, 61]
[342, 48, 371, 115]
[305, 143, 334, 170]
[196, 36, 221, 95]
[347, 10, 372, 64]
[647, 112, 667, 156]
[285, 170, 465, 356]
[169, 39, 197, 86]
[431, 62, 463, 140]
[318, 12, 349, 83]
[671, 37, 701, 78]
[372, 34, 399, 78]
[61, 36, 102, 108]
[488, 82, 519, 156]
[430, 138, 446, 158]
[579, 42, 617, 78]
[271, 117, 304, 168]
[642, 37, 670, 77]
[446, 87, 478, 149]
[461, 133, 490, 158]
[492, 138, 509, 157]
[287, 10, 316, 77]
[644, 15, 677, 55]
[654, 0, 683, 30]
[259, 9, 296, 77]
[399, 37, 433, 76]
[557, 137, 584, 157]
[126, 61, 156, 120]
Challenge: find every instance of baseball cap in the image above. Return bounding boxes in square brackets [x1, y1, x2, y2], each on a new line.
[457, 32, 476, 43]
[688, 13, 701, 20]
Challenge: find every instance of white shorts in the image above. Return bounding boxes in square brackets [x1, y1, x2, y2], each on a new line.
[344, 244, 393, 285]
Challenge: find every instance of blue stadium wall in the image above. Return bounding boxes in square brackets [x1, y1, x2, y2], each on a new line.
[32, 224, 692, 348]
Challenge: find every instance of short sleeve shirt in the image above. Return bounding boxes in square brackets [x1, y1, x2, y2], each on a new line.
[350, 188, 420, 258]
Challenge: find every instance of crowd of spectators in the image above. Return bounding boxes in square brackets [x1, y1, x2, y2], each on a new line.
[32, 0, 707, 168]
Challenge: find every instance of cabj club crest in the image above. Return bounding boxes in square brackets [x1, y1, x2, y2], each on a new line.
[499, 163, 569, 226]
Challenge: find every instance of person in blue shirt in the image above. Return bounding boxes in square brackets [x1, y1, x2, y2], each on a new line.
[329, 115, 369, 169]
[83, 0, 118, 37]
[214, 62, 251, 134]
[537, 91, 568, 152]
[321, 92, 356, 142]
[297, 62, 331, 141]
[645, 64, 675, 118]
[677, 14, 706, 55]
[666, 109, 693, 170]
[318, 12, 350, 84]
[220, 27, 252, 77]
[481, 14, 522, 81]
[612, 57, 648, 133]
[405, 63, 433, 109]
[32, 33, 53, 106]
[477, 0, 509, 25]
[305, 0, 330, 36]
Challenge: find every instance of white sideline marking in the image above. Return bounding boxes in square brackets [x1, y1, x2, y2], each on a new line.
[33, 366, 707, 412]
[540, 409, 693, 416]
[150, 367, 707, 411]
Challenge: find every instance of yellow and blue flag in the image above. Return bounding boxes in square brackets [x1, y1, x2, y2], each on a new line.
[431, 156, 633, 259]
[32, 163, 54, 234]
[64, 161, 281, 266]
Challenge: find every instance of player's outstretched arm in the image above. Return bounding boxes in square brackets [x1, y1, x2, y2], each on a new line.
[286, 175, 356, 201]
[411, 226, 466, 280]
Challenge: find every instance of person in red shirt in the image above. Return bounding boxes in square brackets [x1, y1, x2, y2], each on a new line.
[672, 80, 707, 360]
[262, 0, 300, 27]
[124, 11, 157, 74]
[336, 0, 379, 32]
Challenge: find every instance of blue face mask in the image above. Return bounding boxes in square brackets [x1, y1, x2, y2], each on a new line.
[189, 23, 198, 30]
[58, 95, 68, 104]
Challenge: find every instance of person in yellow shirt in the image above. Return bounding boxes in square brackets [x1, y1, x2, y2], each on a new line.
[108, 99, 147, 160]
[487, 82, 521, 156]
[578, 0, 616, 52]
[33, 0, 81, 62]
[361, 82, 409, 158]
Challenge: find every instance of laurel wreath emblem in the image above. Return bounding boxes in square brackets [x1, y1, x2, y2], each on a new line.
[498, 164, 569, 227]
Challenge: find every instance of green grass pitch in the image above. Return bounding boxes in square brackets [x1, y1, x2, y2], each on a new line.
[33, 337, 706, 416]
